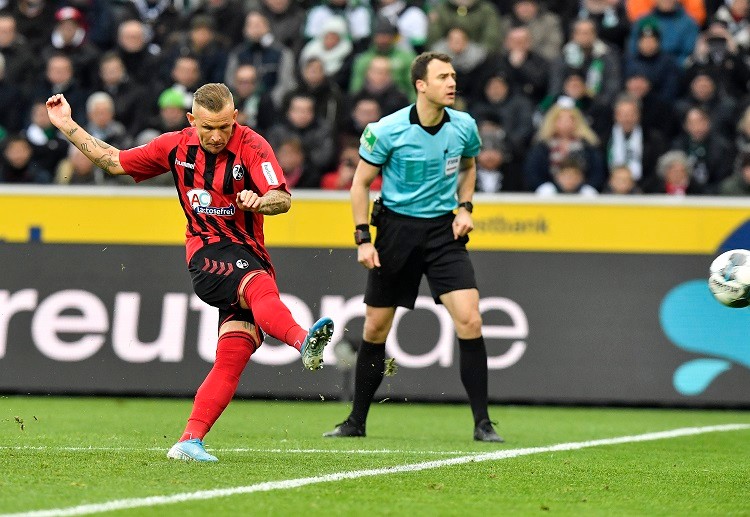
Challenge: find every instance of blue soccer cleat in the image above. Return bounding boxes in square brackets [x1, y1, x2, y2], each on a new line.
[167, 438, 218, 462]
[300, 317, 334, 370]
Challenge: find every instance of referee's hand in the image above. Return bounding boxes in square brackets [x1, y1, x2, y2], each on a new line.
[452, 210, 474, 239]
[357, 243, 380, 269]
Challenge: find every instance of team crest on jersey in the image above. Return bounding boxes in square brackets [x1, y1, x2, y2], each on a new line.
[232, 164, 245, 180]
[361, 126, 377, 153]
[186, 188, 235, 216]
[236, 259, 249, 269]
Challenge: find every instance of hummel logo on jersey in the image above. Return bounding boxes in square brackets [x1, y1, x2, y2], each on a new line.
[175, 159, 195, 169]
[232, 164, 245, 180]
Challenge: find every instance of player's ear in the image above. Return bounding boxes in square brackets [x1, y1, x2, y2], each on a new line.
[233, 109, 238, 123]
[186, 112, 195, 127]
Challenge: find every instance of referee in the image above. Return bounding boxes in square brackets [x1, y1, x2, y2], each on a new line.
[324, 52, 503, 442]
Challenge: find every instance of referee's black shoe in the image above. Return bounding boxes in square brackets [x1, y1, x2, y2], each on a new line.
[323, 419, 366, 437]
[474, 419, 504, 443]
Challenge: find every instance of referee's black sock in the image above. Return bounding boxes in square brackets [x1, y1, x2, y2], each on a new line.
[348, 340, 385, 427]
[458, 336, 490, 426]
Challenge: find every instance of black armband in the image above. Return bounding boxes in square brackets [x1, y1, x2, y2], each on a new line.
[354, 224, 371, 245]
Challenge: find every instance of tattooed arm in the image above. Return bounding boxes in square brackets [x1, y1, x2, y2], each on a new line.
[45, 94, 127, 176]
[236, 188, 291, 215]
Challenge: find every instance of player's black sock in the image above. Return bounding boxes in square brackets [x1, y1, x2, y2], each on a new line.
[348, 340, 385, 427]
[459, 336, 490, 426]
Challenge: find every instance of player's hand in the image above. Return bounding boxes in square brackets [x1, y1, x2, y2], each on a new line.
[452, 210, 474, 239]
[45, 94, 73, 130]
[357, 242, 380, 269]
[236, 189, 262, 211]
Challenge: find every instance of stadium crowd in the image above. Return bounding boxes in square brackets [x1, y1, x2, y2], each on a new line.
[0, 0, 749, 195]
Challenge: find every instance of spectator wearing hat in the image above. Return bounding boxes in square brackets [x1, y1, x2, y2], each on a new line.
[349, 16, 415, 101]
[623, 18, 681, 104]
[642, 149, 704, 195]
[12, 0, 56, 55]
[0, 11, 39, 94]
[139, 87, 190, 136]
[548, 18, 622, 110]
[575, 0, 631, 53]
[61, 0, 117, 51]
[497, 0, 564, 62]
[303, 0, 373, 54]
[299, 16, 354, 90]
[41, 6, 101, 91]
[674, 70, 737, 141]
[628, 0, 699, 66]
[159, 15, 228, 85]
[245, 0, 307, 56]
[375, 0, 429, 54]
[427, 0, 503, 53]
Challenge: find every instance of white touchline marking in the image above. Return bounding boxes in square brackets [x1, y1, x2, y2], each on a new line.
[2, 424, 748, 517]
[0, 446, 469, 455]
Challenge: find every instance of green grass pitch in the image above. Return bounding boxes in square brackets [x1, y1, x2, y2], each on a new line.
[1, 397, 749, 516]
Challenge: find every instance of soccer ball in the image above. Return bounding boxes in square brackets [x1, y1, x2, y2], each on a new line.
[708, 249, 750, 308]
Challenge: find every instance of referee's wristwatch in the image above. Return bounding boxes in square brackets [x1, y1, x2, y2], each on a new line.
[354, 224, 372, 245]
[458, 201, 474, 213]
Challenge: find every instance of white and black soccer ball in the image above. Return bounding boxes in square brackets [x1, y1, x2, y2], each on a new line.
[708, 249, 750, 308]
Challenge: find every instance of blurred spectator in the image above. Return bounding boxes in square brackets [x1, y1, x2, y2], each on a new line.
[33, 53, 89, 122]
[84, 92, 131, 152]
[537, 68, 611, 138]
[191, 0, 246, 48]
[115, 0, 181, 48]
[274, 137, 310, 188]
[115, 19, 163, 89]
[63, 0, 117, 51]
[164, 55, 203, 110]
[604, 94, 667, 186]
[304, 0, 373, 54]
[576, 0, 631, 52]
[629, 2, 699, 66]
[549, 18, 622, 109]
[246, 0, 307, 55]
[24, 100, 68, 175]
[602, 164, 643, 194]
[623, 18, 681, 103]
[375, 0, 429, 54]
[229, 63, 276, 131]
[671, 106, 734, 189]
[339, 94, 381, 143]
[734, 105, 750, 157]
[713, 0, 750, 52]
[321, 137, 383, 190]
[349, 16, 415, 101]
[627, 0, 706, 27]
[95, 51, 149, 136]
[349, 55, 409, 116]
[623, 70, 678, 140]
[524, 99, 606, 190]
[482, 25, 549, 104]
[430, 27, 487, 105]
[55, 143, 99, 184]
[497, 0, 564, 62]
[0, 133, 52, 184]
[160, 15, 228, 85]
[139, 87, 190, 135]
[718, 152, 750, 195]
[643, 149, 703, 194]
[266, 93, 336, 187]
[292, 57, 346, 134]
[474, 116, 522, 192]
[41, 7, 101, 91]
[0, 53, 26, 133]
[535, 154, 599, 195]
[427, 0, 502, 53]
[470, 70, 534, 164]
[683, 19, 750, 99]
[0, 11, 38, 93]
[12, 0, 56, 54]
[225, 10, 298, 109]
[674, 70, 737, 141]
[299, 16, 353, 90]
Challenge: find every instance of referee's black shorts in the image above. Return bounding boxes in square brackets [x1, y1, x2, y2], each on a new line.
[189, 241, 269, 328]
[364, 208, 477, 309]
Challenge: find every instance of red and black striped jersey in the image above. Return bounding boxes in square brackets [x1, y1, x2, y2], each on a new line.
[120, 123, 288, 267]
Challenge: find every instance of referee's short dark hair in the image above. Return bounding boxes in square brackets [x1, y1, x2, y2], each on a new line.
[410, 52, 452, 91]
[193, 83, 233, 112]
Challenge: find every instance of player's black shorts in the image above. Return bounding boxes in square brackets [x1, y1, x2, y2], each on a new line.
[189, 241, 269, 327]
[364, 207, 477, 309]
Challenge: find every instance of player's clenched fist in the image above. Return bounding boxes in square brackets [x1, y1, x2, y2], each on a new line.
[236, 189, 262, 211]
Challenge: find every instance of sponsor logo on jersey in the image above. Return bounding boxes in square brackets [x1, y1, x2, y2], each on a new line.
[261, 162, 279, 185]
[186, 188, 236, 216]
[175, 159, 195, 169]
[232, 164, 245, 180]
[236, 259, 249, 269]
[361, 126, 377, 153]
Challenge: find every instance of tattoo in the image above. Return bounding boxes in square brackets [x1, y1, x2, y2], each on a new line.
[79, 142, 90, 153]
[94, 138, 112, 150]
[93, 155, 118, 174]
[67, 128, 78, 137]
[258, 190, 291, 215]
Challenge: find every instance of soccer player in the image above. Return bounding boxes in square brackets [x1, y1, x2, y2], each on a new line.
[45, 83, 335, 462]
[323, 52, 503, 442]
